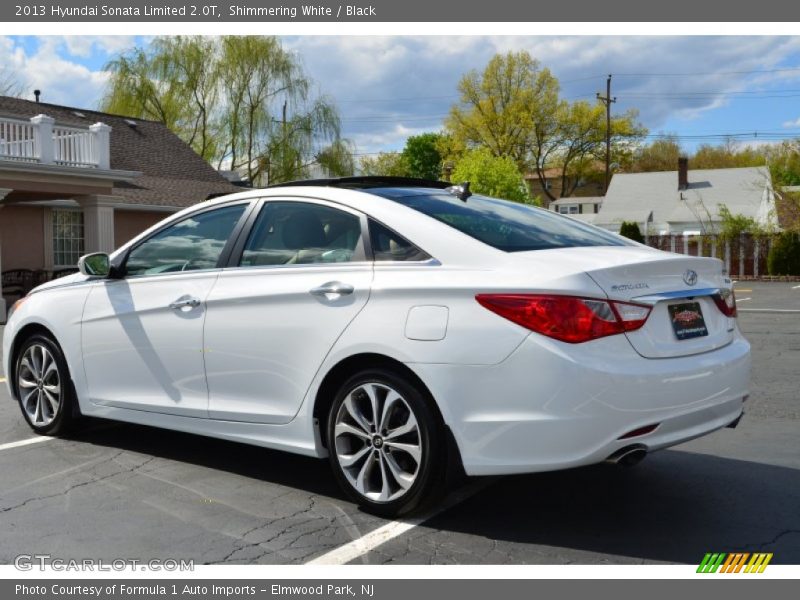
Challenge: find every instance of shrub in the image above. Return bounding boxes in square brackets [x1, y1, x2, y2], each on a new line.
[767, 233, 800, 275]
[451, 147, 530, 203]
[619, 221, 645, 244]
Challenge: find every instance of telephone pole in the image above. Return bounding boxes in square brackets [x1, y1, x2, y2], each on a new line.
[596, 74, 616, 194]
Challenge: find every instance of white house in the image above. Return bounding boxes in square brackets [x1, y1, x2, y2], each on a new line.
[0, 95, 238, 320]
[549, 196, 603, 225]
[593, 158, 778, 235]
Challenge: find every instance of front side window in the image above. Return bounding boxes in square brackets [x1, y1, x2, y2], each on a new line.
[125, 204, 246, 277]
[374, 190, 629, 252]
[240, 202, 362, 267]
[52, 209, 84, 267]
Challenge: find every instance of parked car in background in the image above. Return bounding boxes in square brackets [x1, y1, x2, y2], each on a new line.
[2, 177, 751, 515]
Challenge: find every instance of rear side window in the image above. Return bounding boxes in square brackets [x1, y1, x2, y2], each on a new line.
[381, 192, 629, 252]
[240, 202, 362, 266]
[368, 220, 431, 262]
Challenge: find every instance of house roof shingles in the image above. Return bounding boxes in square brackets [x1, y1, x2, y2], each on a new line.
[0, 96, 238, 208]
[595, 166, 776, 231]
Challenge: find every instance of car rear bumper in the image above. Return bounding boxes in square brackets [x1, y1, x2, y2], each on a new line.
[409, 330, 751, 476]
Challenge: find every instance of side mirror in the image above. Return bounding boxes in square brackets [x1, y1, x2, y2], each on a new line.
[78, 252, 111, 277]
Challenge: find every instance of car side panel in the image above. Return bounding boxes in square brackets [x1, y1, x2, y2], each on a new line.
[3, 282, 94, 406]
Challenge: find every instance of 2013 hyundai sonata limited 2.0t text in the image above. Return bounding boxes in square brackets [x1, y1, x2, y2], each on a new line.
[3, 177, 751, 515]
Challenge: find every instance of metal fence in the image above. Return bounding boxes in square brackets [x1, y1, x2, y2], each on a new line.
[644, 233, 771, 278]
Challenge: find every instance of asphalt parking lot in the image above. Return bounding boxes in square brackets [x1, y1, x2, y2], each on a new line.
[0, 281, 798, 566]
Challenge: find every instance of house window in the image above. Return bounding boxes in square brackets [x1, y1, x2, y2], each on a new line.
[52, 209, 85, 267]
[558, 205, 579, 215]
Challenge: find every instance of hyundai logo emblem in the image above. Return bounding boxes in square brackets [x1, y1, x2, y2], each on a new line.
[683, 269, 698, 286]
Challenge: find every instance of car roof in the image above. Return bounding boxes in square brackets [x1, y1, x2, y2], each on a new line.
[266, 176, 452, 192]
[112, 178, 505, 268]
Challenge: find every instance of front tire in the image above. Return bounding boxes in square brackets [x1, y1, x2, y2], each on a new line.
[15, 334, 77, 436]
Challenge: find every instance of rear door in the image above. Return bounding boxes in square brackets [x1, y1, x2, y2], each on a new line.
[203, 198, 373, 424]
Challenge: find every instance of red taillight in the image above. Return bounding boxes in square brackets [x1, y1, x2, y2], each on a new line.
[475, 294, 652, 343]
[712, 289, 737, 318]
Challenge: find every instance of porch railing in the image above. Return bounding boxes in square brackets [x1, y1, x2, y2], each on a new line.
[0, 114, 110, 169]
[0, 118, 37, 162]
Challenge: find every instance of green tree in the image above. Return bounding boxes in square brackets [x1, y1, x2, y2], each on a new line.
[103, 37, 221, 162]
[717, 204, 764, 240]
[102, 36, 346, 185]
[451, 147, 530, 203]
[316, 139, 356, 177]
[619, 221, 645, 243]
[445, 50, 644, 202]
[358, 152, 410, 177]
[446, 51, 558, 170]
[762, 141, 800, 187]
[530, 100, 644, 202]
[691, 139, 766, 170]
[767, 232, 800, 275]
[630, 137, 683, 172]
[401, 132, 443, 180]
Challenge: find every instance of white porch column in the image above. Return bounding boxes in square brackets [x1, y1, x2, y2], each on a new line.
[89, 122, 112, 170]
[76, 195, 119, 255]
[0, 189, 11, 322]
[30, 114, 55, 165]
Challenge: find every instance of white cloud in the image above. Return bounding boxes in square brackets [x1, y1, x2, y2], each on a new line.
[0, 37, 109, 108]
[54, 36, 139, 58]
[4, 35, 800, 155]
[289, 35, 800, 150]
[783, 117, 800, 128]
[350, 123, 433, 153]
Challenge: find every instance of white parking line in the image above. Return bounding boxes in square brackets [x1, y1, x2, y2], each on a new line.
[0, 436, 53, 452]
[793, 284, 800, 289]
[306, 478, 494, 565]
[736, 297, 752, 302]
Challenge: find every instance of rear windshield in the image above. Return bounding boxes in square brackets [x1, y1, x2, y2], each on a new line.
[377, 191, 630, 252]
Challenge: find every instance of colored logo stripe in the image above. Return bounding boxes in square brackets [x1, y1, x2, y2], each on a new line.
[697, 552, 773, 573]
[745, 553, 773, 573]
[697, 553, 726, 573]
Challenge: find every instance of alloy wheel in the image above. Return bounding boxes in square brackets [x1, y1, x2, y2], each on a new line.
[18, 344, 61, 427]
[333, 382, 422, 503]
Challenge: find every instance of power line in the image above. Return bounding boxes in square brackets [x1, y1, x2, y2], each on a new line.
[333, 67, 800, 105]
[338, 94, 458, 104]
[613, 66, 800, 77]
[341, 114, 449, 122]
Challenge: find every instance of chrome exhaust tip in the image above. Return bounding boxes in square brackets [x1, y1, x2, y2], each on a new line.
[606, 444, 648, 467]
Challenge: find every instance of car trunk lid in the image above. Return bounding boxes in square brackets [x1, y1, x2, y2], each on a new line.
[509, 246, 736, 358]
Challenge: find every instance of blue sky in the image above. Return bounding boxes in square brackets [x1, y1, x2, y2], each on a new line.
[4, 35, 800, 156]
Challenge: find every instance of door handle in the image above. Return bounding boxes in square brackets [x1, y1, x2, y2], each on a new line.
[310, 281, 355, 299]
[169, 296, 201, 310]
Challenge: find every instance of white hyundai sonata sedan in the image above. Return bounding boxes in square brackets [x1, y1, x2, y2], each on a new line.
[3, 177, 750, 515]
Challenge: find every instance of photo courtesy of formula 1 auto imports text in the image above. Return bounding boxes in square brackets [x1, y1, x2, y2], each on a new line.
[0, 0, 798, 598]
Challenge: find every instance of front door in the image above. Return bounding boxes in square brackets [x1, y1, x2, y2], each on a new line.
[81, 203, 249, 417]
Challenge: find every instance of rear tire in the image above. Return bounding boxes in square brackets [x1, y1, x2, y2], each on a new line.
[327, 368, 445, 517]
[15, 333, 78, 436]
